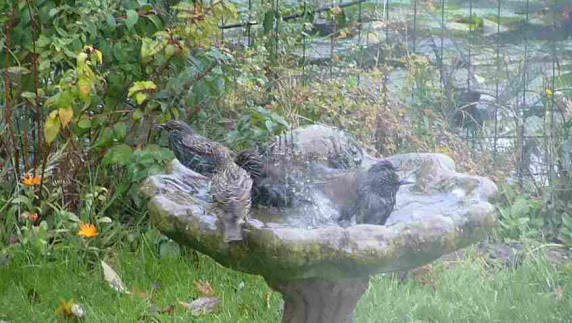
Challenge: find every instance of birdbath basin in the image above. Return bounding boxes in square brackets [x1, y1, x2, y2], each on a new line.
[140, 126, 497, 323]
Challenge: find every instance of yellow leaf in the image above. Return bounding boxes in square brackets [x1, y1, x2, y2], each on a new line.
[59, 107, 73, 128]
[128, 81, 157, 97]
[76, 52, 89, 68]
[44, 110, 61, 144]
[77, 76, 92, 98]
[134, 92, 147, 105]
[91, 48, 103, 65]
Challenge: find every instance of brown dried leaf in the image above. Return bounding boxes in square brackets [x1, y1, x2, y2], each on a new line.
[194, 281, 215, 296]
[555, 286, 563, 302]
[130, 287, 149, 299]
[160, 304, 175, 314]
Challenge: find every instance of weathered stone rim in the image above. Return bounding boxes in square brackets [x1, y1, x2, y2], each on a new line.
[140, 153, 497, 281]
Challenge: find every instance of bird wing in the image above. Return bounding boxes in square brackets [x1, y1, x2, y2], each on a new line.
[182, 132, 217, 155]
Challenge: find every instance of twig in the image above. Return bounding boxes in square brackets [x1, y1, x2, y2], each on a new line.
[26, 0, 43, 174]
[182, 60, 221, 89]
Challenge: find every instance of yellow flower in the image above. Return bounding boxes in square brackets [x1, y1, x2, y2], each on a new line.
[546, 88, 553, 98]
[77, 222, 98, 238]
[22, 174, 41, 186]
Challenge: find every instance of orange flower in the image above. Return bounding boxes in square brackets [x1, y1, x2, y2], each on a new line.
[22, 174, 41, 186]
[77, 222, 98, 238]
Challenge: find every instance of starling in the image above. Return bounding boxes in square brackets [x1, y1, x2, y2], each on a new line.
[158, 120, 253, 242]
[158, 120, 265, 179]
[209, 145, 253, 242]
[234, 149, 295, 207]
[234, 150, 264, 184]
[156, 120, 216, 175]
[355, 160, 409, 225]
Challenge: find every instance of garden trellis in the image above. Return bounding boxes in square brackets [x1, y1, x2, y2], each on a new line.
[219, 0, 571, 198]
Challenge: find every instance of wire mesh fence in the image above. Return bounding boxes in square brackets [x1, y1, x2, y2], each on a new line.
[220, 0, 571, 198]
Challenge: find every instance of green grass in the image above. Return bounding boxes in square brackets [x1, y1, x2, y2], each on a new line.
[2, 243, 572, 322]
[0, 245, 282, 322]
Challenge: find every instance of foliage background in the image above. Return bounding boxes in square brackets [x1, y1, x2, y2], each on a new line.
[0, 0, 571, 320]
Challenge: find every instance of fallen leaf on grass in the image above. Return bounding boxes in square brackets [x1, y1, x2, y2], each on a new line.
[54, 298, 86, 319]
[101, 260, 130, 294]
[194, 281, 215, 296]
[130, 287, 149, 300]
[160, 304, 175, 314]
[555, 286, 563, 302]
[179, 297, 221, 316]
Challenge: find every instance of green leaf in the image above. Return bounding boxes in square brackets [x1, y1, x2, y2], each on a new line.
[103, 144, 133, 165]
[263, 10, 278, 35]
[113, 122, 127, 141]
[132, 109, 144, 121]
[128, 81, 157, 97]
[164, 44, 177, 60]
[95, 127, 114, 148]
[44, 110, 61, 144]
[36, 35, 51, 47]
[125, 10, 139, 31]
[145, 15, 163, 30]
[107, 14, 117, 29]
[78, 118, 92, 129]
[140, 37, 163, 64]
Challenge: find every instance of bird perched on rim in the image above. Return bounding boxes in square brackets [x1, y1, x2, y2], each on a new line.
[334, 160, 411, 226]
[156, 120, 217, 175]
[355, 160, 410, 225]
[157, 120, 253, 242]
[157, 120, 263, 179]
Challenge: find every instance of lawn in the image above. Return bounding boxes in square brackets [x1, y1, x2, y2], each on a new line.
[2, 240, 571, 322]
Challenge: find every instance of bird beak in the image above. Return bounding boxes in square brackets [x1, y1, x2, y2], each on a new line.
[399, 179, 415, 186]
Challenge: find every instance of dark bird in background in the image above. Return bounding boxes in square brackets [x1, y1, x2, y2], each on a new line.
[355, 160, 410, 225]
[157, 120, 253, 242]
[234, 150, 264, 184]
[335, 160, 411, 226]
[231, 146, 295, 207]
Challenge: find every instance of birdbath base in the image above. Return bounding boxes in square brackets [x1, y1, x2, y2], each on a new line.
[266, 277, 370, 323]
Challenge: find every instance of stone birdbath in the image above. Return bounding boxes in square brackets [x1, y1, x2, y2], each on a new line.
[140, 125, 497, 323]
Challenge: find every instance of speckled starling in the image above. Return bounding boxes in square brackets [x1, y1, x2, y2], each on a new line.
[158, 120, 253, 242]
[156, 120, 216, 175]
[210, 145, 253, 242]
[234, 149, 296, 207]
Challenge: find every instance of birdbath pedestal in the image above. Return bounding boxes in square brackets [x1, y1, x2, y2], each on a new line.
[140, 128, 497, 323]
